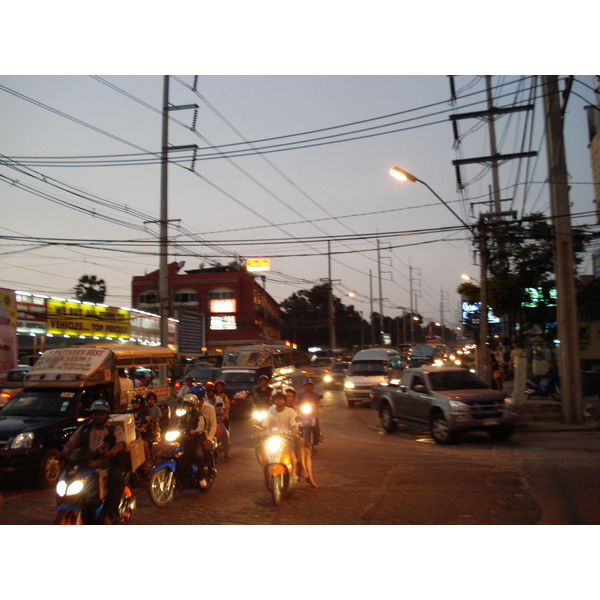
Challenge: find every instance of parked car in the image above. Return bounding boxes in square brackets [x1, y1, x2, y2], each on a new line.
[301, 356, 337, 382]
[323, 361, 349, 389]
[1, 365, 31, 408]
[370, 366, 516, 445]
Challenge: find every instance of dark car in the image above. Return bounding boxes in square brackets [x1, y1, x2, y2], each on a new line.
[1, 365, 31, 407]
[214, 367, 264, 418]
[175, 364, 220, 393]
[322, 361, 349, 389]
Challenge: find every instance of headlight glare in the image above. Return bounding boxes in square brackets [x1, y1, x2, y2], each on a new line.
[67, 479, 85, 495]
[56, 480, 68, 497]
[165, 430, 180, 442]
[11, 432, 35, 449]
[266, 436, 283, 452]
[344, 381, 355, 389]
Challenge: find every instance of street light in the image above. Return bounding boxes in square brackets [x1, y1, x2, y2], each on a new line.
[390, 166, 490, 385]
[461, 273, 479, 283]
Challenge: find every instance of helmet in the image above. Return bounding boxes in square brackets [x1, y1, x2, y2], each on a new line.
[214, 379, 225, 387]
[284, 387, 296, 396]
[90, 399, 111, 413]
[303, 378, 315, 386]
[182, 393, 199, 407]
[271, 387, 284, 397]
[190, 384, 206, 398]
[132, 394, 145, 408]
[204, 382, 215, 390]
[258, 374, 269, 383]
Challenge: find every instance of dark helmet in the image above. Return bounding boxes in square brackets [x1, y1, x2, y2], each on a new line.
[132, 394, 146, 408]
[190, 384, 206, 398]
[90, 399, 111, 413]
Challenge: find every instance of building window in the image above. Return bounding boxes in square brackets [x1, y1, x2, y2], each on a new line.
[207, 291, 234, 299]
[138, 291, 158, 304]
[174, 292, 199, 304]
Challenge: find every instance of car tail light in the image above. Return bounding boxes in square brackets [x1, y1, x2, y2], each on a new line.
[1, 392, 10, 401]
[175, 381, 181, 390]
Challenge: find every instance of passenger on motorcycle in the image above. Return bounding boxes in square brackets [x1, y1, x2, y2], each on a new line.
[214, 379, 231, 430]
[130, 394, 154, 468]
[284, 387, 296, 409]
[295, 378, 323, 446]
[259, 390, 318, 488]
[205, 382, 232, 459]
[183, 387, 218, 482]
[61, 399, 126, 524]
[252, 374, 273, 408]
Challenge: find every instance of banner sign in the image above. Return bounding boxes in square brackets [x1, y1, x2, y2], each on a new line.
[46, 299, 130, 337]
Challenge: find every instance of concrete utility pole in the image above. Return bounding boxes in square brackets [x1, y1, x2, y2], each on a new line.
[542, 75, 582, 424]
[377, 239, 384, 345]
[159, 76, 170, 348]
[328, 241, 336, 350]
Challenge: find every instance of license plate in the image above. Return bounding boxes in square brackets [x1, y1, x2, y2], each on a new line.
[483, 419, 499, 426]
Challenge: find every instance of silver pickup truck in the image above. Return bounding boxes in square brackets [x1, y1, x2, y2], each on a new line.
[370, 366, 516, 444]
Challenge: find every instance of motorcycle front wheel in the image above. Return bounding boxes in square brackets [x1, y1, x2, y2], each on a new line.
[149, 468, 176, 507]
[55, 509, 83, 525]
[270, 473, 284, 506]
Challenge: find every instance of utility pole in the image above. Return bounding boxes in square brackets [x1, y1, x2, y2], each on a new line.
[377, 239, 384, 345]
[542, 75, 582, 424]
[158, 75, 199, 348]
[369, 269, 375, 345]
[478, 216, 490, 386]
[328, 241, 336, 350]
[159, 76, 169, 348]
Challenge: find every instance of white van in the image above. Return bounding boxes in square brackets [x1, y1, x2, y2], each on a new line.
[344, 348, 403, 407]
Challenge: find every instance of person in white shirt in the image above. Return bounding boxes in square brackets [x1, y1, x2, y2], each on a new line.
[260, 391, 317, 488]
[176, 375, 194, 403]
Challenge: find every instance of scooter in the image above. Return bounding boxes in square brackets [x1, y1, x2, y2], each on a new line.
[255, 427, 299, 506]
[526, 369, 561, 401]
[55, 445, 135, 525]
[297, 401, 319, 453]
[148, 425, 220, 508]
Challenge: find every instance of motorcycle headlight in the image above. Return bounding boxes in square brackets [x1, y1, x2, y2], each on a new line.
[253, 410, 268, 421]
[67, 479, 85, 495]
[175, 408, 186, 417]
[56, 480, 68, 497]
[11, 432, 35, 450]
[344, 381, 355, 389]
[266, 436, 283, 453]
[300, 403, 313, 415]
[323, 375, 332, 383]
[165, 430, 180, 442]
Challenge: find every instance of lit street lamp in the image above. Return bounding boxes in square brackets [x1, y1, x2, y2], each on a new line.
[390, 166, 490, 385]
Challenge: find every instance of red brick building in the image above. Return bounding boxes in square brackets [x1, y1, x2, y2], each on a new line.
[131, 262, 282, 355]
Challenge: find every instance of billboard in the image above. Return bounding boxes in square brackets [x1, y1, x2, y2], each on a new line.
[46, 299, 130, 338]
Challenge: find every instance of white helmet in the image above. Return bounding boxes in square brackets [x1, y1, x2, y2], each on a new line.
[182, 393, 199, 408]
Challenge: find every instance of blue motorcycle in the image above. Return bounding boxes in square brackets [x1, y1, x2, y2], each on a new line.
[148, 425, 220, 507]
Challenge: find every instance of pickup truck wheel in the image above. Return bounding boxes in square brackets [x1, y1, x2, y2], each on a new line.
[487, 426, 514, 442]
[430, 413, 455, 445]
[37, 448, 62, 488]
[380, 405, 397, 432]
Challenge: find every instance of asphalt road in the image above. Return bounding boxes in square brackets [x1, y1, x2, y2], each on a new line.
[1, 379, 600, 525]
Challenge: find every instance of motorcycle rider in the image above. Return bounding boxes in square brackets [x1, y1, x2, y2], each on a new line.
[258, 390, 318, 488]
[205, 382, 232, 459]
[252, 374, 273, 409]
[130, 394, 153, 468]
[284, 386, 296, 409]
[176, 374, 195, 403]
[187, 385, 218, 482]
[61, 399, 126, 524]
[295, 378, 323, 446]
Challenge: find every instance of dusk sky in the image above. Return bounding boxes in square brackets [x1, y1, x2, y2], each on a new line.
[2, 73, 598, 330]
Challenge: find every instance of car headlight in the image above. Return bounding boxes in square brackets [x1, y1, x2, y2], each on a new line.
[11, 432, 35, 450]
[449, 400, 470, 411]
[344, 381, 355, 389]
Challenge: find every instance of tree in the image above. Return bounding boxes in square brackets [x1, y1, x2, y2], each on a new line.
[73, 275, 107, 303]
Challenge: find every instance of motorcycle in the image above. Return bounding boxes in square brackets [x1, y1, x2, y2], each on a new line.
[55, 445, 135, 525]
[148, 420, 221, 508]
[526, 369, 561, 401]
[255, 427, 299, 506]
[297, 401, 319, 453]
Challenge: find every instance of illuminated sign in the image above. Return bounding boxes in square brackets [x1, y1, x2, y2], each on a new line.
[210, 315, 237, 330]
[209, 298, 237, 313]
[46, 299, 130, 337]
[16, 293, 47, 335]
[246, 258, 270, 272]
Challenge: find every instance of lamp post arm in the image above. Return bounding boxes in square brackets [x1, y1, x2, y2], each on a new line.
[415, 177, 473, 233]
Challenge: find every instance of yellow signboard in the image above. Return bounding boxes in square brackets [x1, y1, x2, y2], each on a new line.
[46, 299, 130, 337]
[246, 258, 270, 272]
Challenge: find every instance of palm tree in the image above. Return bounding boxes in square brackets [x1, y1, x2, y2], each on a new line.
[73, 275, 107, 303]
